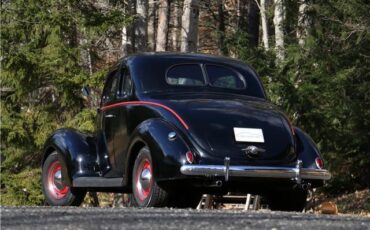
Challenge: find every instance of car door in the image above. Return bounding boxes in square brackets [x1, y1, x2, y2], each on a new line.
[100, 68, 121, 175]
[114, 66, 133, 176]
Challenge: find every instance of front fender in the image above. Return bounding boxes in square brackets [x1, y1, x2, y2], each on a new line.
[42, 128, 99, 185]
[294, 127, 322, 169]
[125, 119, 191, 184]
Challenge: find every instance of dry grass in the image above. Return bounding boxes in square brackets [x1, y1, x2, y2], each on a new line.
[307, 189, 370, 216]
[80, 189, 370, 217]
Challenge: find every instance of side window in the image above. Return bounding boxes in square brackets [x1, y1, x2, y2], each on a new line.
[120, 69, 132, 97]
[166, 64, 205, 86]
[102, 70, 119, 105]
[206, 65, 246, 89]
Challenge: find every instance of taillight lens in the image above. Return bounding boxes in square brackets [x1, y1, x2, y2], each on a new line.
[315, 157, 324, 169]
[185, 151, 194, 164]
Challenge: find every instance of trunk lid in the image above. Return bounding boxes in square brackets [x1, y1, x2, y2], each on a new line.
[152, 93, 296, 165]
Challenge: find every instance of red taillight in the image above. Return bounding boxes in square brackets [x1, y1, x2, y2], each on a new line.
[186, 151, 194, 164]
[315, 157, 324, 169]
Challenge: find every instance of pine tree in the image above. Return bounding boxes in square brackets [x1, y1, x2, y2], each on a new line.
[1, 0, 130, 205]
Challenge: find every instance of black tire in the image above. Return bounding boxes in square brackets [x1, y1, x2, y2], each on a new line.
[42, 152, 86, 206]
[266, 189, 308, 212]
[131, 147, 169, 207]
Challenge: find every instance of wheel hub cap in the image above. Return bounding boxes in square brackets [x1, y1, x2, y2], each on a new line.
[47, 161, 69, 200]
[53, 170, 64, 190]
[136, 160, 152, 201]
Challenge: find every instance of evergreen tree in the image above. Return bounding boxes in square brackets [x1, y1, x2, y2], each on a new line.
[227, 0, 369, 193]
[1, 0, 130, 205]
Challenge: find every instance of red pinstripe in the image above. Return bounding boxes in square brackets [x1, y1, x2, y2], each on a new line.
[101, 101, 189, 130]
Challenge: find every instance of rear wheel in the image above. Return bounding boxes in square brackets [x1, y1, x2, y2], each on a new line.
[131, 147, 168, 207]
[266, 189, 308, 212]
[42, 152, 86, 206]
[130, 146, 201, 208]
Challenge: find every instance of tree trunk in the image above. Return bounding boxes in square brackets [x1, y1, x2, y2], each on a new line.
[121, 0, 133, 57]
[273, 0, 285, 61]
[259, 0, 269, 50]
[237, 0, 248, 31]
[87, 48, 93, 75]
[121, 26, 129, 57]
[171, 0, 181, 51]
[217, 0, 228, 55]
[147, 1, 157, 51]
[237, 0, 259, 47]
[67, 2, 78, 49]
[79, 28, 92, 74]
[180, 0, 200, 52]
[156, 0, 170, 51]
[247, 0, 260, 47]
[135, 0, 148, 52]
[297, 0, 310, 46]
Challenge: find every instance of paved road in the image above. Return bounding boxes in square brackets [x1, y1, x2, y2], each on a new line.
[1, 207, 369, 230]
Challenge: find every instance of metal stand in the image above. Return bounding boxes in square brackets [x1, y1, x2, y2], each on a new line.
[197, 194, 215, 209]
[246, 194, 260, 210]
[197, 194, 261, 210]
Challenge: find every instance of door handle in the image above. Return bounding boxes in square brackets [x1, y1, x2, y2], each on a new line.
[105, 114, 116, 118]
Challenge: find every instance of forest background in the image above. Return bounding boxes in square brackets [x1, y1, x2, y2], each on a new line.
[1, 0, 369, 207]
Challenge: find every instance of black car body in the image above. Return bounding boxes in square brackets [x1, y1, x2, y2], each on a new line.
[42, 53, 331, 210]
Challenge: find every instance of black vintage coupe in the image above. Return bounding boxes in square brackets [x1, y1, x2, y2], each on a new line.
[42, 53, 331, 211]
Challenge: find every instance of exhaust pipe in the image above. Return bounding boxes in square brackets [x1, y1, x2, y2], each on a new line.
[203, 180, 223, 187]
[294, 183, 311, 190]
[301, 183, 311, 190]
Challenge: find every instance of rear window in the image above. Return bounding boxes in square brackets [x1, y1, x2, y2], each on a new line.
[206, 65, 246, 89]
[166, 64, 205, 86]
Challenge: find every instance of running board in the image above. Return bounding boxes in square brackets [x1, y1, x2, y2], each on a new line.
[73, 177, 125, 187]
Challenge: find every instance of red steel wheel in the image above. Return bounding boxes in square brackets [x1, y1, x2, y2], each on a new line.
[135, 158, 153, 202]
[131, 147, 168, 207]
[42, 151, 86, 206]
[47, 161, 70, 200]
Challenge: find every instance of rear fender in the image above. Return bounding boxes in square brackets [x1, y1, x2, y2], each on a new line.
[42, 128, 99, 185]
[294, 127, 322, 169]
[125, 119, 190, 185]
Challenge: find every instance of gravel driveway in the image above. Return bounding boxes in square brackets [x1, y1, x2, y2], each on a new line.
[1, 207, 369, 230]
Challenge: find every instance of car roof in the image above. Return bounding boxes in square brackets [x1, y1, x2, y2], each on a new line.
[122, 52, 250, 69]
[119, 52, 266, 99]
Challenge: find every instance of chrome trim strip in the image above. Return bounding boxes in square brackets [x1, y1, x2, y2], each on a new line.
[180, 165, 331, 181]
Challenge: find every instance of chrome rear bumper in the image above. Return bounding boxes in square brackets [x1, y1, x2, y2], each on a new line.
[180, 160, 331, 182]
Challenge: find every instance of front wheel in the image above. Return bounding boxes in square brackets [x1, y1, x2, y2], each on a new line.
[42, 152, 86, 206]
[266, 189, 308, 212]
